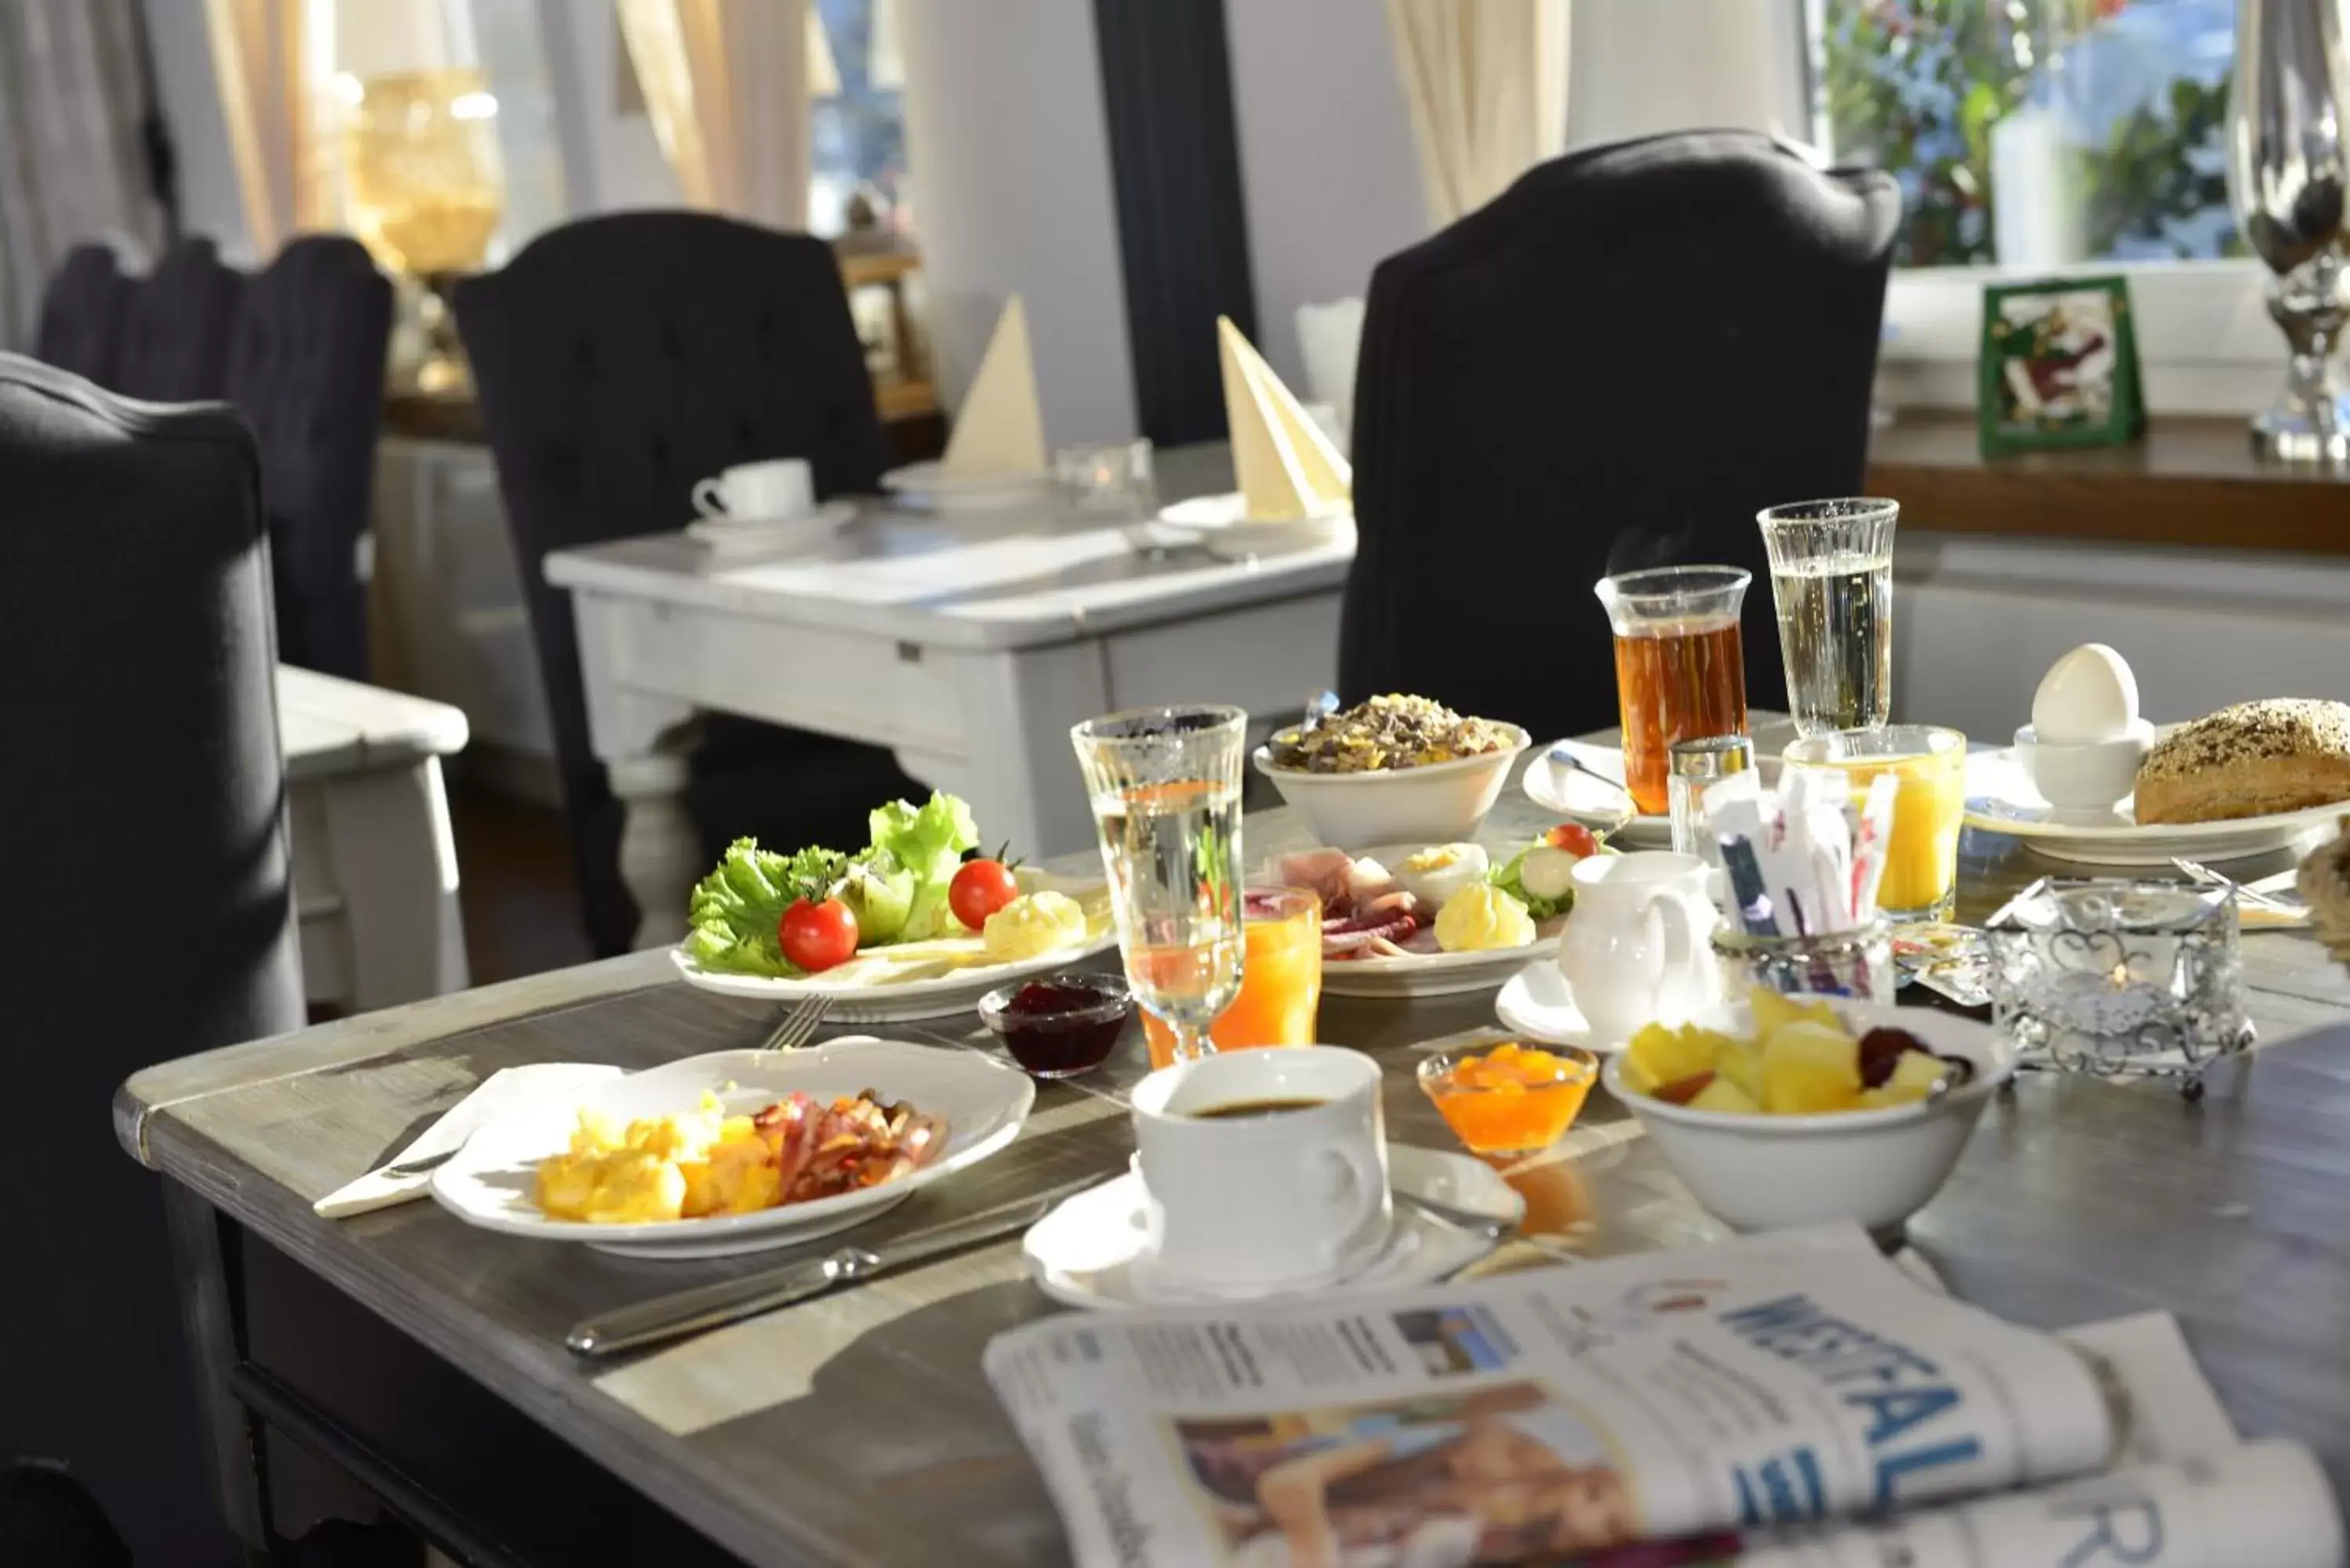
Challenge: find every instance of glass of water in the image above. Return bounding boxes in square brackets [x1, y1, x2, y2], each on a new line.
[1756, 498, 1899, 735]
[1070, 705, 1248, 1065]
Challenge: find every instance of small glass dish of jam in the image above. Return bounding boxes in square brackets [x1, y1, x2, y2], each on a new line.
[1418, 1042, 1598, 1155]
[978, 973, 1134, 1079]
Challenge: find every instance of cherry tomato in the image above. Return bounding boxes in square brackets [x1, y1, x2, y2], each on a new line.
[779, 897, 859, 972]
[949, 858, 1020, 930]
[1546, 823, 1600, 857]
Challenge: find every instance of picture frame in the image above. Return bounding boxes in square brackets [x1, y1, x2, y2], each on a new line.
[1977, 275, 2145, 455]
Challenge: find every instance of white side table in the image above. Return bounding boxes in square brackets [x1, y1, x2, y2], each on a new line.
[279, 667, 472, 1010]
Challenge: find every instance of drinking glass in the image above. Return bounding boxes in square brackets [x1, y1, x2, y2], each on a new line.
[1141, 886, 1321, 1067]
[1594, 565, 1752, 816]
[1756, 498, 1900, 736]
[1054, 439, 1156, 518]
[1070, 705, 1247, 1064]
[1783, 724, 1967, 923]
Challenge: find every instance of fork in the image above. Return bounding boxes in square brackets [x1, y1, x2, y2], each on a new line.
[2171, 858, 2299, 913]
[757, 995, 833, 1053]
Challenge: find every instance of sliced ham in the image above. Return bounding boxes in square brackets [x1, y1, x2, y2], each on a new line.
[1275, 848, 1357, 906]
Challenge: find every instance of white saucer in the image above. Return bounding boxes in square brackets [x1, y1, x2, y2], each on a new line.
[1022, 1145, 1521, 1311]
[880, 461, 1055, 513]
[685, 499, 857, 558]
[1155, 492, 1352, 561]
[1493, 959, 1617, 1053]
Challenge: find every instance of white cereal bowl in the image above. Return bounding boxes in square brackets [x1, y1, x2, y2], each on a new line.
[1252, 726, 1528, 849]
[1601, 1000, 2017, 1239]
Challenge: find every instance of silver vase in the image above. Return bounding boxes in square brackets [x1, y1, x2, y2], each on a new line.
[2228, 0, 2350, 461]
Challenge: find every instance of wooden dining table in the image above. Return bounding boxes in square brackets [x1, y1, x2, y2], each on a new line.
[116, 766, 2350, 1566]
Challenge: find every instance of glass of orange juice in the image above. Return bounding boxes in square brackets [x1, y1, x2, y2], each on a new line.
[1141, 887, 1321, 1068]
[1783, 724, 1967, 923]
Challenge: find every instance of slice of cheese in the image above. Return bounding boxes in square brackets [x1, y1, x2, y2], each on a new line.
[943, 296, 1048, 476]
[1217, 315, 1351, 522]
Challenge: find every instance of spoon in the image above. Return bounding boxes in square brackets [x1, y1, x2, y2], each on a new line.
[1545, 745, 1640, 838]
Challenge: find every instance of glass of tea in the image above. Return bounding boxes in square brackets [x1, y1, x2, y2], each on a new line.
[1141, 887, 1321, 1068]
[1070, 705, 1249, 1065]
[1594, 565, 1752, 815]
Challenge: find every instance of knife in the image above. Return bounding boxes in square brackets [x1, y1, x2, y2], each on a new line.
[567, 1187, 1079, 1358]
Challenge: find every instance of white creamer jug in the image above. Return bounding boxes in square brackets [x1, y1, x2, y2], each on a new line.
[1557, 851, 1721, 1042]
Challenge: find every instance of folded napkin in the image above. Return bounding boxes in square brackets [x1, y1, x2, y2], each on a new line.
[313, 1062, 624, 1219]
[1216, 315, 1350, 522]
[942, 296, 1047, 476]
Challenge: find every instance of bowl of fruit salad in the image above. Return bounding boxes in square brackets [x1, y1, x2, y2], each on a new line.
[1601, 992, 2018, 1238]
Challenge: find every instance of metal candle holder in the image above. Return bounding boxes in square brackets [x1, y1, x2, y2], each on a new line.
[1985, 879, 2253, 1098]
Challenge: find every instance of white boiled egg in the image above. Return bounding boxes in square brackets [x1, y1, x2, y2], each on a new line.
[2032, 644, 2139, 743]
[1395, 842, 1489, 908]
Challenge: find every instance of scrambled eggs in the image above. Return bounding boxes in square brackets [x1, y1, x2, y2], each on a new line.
[533, 1093, 776, 1224]
[982, 890, 1088, 963]
[1433, 883, 1536, 952]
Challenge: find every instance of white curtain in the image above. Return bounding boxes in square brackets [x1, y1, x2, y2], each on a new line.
[0, 0, 167, 344]
[203, 0, 324, 257]
[616, 0, 812, 230]
[1385, 0, 1570, 226]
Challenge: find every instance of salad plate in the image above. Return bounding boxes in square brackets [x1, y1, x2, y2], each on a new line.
[1963, 746, 2341, 865]
[430, 1041, 1034, 1259]
[1022, 1145, 1520, 1311]
[668, 932, 1117, 1023]
[1266, 841, 1573, 999]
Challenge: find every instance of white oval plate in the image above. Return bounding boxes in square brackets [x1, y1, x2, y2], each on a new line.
[1266, 840, 1556, 999]
[1155, 492, 1352, 560]
[668, 932, 1116, 1024]
[1493, 959, 1615, 1053]
[430, 1041, 1035, 1259]
[1023, 1145, 1521, 1310]
[1963, 746, 2345, 865]
[880, 460, 1055, 512]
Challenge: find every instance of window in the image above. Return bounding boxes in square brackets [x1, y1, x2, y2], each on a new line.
[1812, 0, 2237, 269]
[808, 0, 912, 240]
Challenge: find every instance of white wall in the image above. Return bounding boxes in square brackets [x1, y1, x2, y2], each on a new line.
[895, 0, 1136, 445]
[1567, 0, 1810, 149]
[1224, 0, 1426, 391]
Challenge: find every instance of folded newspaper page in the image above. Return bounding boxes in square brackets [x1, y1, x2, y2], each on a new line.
[985, 1223, 2125, 1566]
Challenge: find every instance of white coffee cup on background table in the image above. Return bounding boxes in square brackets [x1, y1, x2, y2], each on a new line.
[1128, 1046, 1391, 1292]
[692, 457, 813, 522]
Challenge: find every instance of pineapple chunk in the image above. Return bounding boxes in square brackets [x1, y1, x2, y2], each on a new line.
[1689, 1077, 1762, 1115]
[1628, 1021, 1716, 1087]
[1885, 1050, 1950, 1098]
[1749, 989, 1842, 1044]
[1762, 1021, 1863, 1114]
[1716, 1039, 1766, 1102]
[1858, 1083, 1931, 1111]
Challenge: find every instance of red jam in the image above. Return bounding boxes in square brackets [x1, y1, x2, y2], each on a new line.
[988, 977, 1132, 1078]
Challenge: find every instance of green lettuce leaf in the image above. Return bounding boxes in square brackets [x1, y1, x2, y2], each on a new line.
[866, 792, 980, 940]
[682, 836, 848, 974]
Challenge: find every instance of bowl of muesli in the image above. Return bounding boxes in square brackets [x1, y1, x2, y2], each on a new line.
[1254, 694, 1527, 847]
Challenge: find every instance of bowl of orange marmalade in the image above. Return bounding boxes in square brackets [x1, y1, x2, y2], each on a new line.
[1418, 1042, 1598, 1155]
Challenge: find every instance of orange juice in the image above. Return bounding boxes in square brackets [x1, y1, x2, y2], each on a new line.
[1142, 888, 1320, 1068]
[1784, 725, 1965, 920]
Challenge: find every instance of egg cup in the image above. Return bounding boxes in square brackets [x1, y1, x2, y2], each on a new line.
[2016, 719, 2155, 815]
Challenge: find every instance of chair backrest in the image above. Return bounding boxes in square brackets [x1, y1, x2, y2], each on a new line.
[453, 211, 888, 952]
[116, 236, 246, 403]
[34, 244, 133, 387]
[0, 354, 302, 1565]
[1340, 130, 1900, 740]
[223, 234, 393, 681]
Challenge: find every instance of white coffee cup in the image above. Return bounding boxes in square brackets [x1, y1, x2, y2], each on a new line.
[692, 457, 813, 522]
[1129, 1046, 1390, 1292]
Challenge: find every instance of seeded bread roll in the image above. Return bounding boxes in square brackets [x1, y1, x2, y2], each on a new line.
[2134, 699, 2350, 825]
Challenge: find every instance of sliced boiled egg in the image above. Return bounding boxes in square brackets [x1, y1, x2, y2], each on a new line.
[1395, 842, 1490, 908]
[1517, 844, 1582, 903]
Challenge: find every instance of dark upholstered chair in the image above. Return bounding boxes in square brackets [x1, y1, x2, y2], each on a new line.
[1340, 130, 1901, 739]
[115, 235, 247, 402]
[0, 355, 303, 1567]
[223, 234, 393, 682]
[34, 244, 133, 387]
[455, 211, 919, 956]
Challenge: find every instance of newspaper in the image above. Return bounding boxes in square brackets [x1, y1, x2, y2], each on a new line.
[983, 1224, 2343, 1568]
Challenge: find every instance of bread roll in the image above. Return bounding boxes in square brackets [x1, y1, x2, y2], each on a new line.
[2134, 699, 2350, 825]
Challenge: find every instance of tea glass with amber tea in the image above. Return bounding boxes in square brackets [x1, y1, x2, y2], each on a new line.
[1595, 565, 1752, 816]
